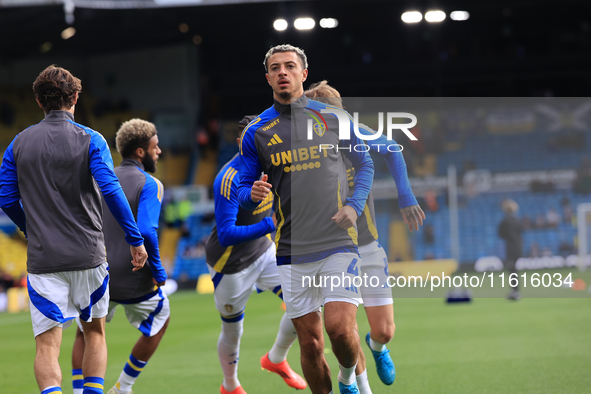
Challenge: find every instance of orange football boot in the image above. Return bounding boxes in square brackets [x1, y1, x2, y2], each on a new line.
[260, 352, 307, 390]
[220, 385, 247, 394]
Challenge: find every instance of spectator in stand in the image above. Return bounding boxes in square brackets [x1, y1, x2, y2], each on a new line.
[558, 240, 576, 257]
[528, 242, 541, 258]
[534, 213, 546, 229]
[424, 190, 439, 212]
[14, 272, 27, 288]
[545, 208, 561, 229]
[0, 268, 14, 289]
[195, 119, 220, 157]
[561, 197, 573, 224]
[424, 225, 435, 244]
[520, 215, 532, 230]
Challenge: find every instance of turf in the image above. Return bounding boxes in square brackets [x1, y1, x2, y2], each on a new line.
[1, 288, 590, 393]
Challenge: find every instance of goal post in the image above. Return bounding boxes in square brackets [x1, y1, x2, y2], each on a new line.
[577, 202, 591, 272]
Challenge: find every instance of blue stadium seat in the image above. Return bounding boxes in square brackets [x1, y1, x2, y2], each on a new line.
[171, 213, 215, 280]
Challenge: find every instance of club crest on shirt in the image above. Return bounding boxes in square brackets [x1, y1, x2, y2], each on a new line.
[224, 304, 233, 312]
[314, 123, 326, 137]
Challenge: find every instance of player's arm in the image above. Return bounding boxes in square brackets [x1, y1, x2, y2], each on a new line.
[0, 137, 26, 236]
[215, 169, 275, 248]
[336, 121, 374, 229]
[358, 123, 425, 231]
[357, 124, 418, 207]
[87, 132, 147, 269]
[237, 127, 269, 209]
[137, 176, 167, 286]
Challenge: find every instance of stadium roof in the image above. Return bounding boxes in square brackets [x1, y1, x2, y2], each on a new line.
[0, 0, 590, 97]
[0, 0, 290, 8]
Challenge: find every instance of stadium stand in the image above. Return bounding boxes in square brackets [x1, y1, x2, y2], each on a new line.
[437, 130, 590, 175]
[400, 189, 584, 263]
[364, 112, 590, 264]
[171, 214, 214, 281]
[0, 230, 27, 279]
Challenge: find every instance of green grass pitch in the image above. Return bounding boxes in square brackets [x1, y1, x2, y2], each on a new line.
[1, 285, 590, 393]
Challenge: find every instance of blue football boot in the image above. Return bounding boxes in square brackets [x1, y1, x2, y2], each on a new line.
[366, 332, 395, 385]
[338, 380, 360, 394]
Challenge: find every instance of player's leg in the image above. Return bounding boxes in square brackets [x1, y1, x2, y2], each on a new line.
[353, 321, 372, 394]
[217, 314, 245, 394]
[324, 302, 361, 394]
[358, 241, 396, 386]
[363, 305, 395, 385]
[79, 317, 107, 393]
[71, 326, 85, 394]
[109, 323, 170, 394]
[129, 315, 170, 360]
[28, 271, 78, 394]
[365, 305, 395, 345]
[265, 312, 296, 364]
[291, 311, 332, 393]
[208, 264, 258, 394]
[73, 302, 117, 394]
[109, 290, 170, 394]
[72, 262, 110, 394]
[254, 244, 306, 389]
[278, 262, 328, 393]
[35, 326, 63, 393]
[320, 252, 363, 394]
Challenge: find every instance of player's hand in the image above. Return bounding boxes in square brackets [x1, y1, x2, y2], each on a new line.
[130, 244, 148, 271]
[332, 205, 358, 230]
[400, 204, 426, 232]
[153, 277, 166, 287]
[251, 174, 272, 202]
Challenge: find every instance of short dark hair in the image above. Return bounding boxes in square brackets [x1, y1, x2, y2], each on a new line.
[239, 114, 258, 128]
[116, 118, 157, 158]
[33, 65, 81, 113]
[263, 44, 308, 72]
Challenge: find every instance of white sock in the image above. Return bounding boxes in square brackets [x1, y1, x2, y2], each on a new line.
[218, 319, 244, 391]
[117, 372, 137, 393]
[369, 336, 387, 352]
[116, 354, 148, 393]
[338, 361, 358, 386]
[356, 370, 373, 394]
[268, 313, 297, 364]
